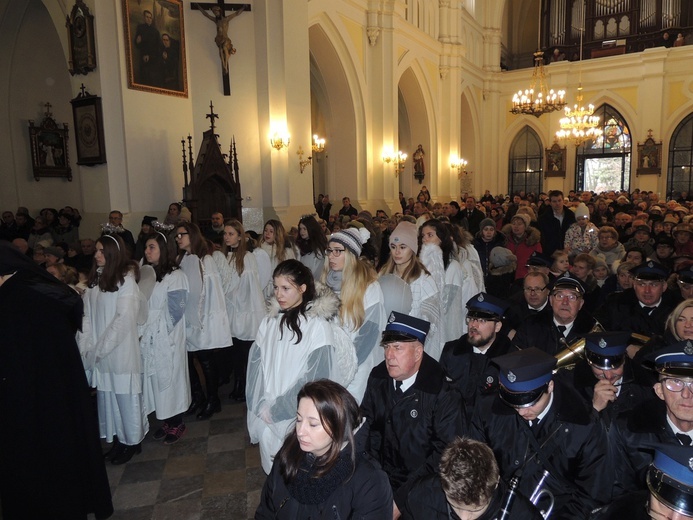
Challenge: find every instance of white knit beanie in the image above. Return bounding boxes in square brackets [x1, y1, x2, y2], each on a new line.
[390, 221, 419, 253]
[329, 227, 370, 257]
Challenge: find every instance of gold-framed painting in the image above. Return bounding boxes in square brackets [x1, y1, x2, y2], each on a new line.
[545, 142, 566, 178]
[636, 131, 662, 176]
[28, 104, 72, 181]
[122, 0, 188, 97]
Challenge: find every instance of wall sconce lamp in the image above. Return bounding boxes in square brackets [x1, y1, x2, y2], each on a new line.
[270, 130, 290, 151]
[451, 156, 468, 179]
[382, 149, 407, 177]
[312, 134, 326, 153]
[297, 146, 312, 173]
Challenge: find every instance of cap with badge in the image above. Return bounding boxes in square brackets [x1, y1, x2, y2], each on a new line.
[493, 347, 557, 408]
[551, 272, 586, 295]
[466, 292, 508, 320]
[582, 331, 629, 371]
[645, 340, 693, 377]
[678, 268, 693, 284]
[647, 444, 693, 517]
[381, 311, 430, 345]
[630, 260, 670, 281]
[526, 251, 552, 269]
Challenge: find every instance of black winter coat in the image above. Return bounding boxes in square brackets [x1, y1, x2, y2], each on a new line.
[358, 353, 463, 509]
[538, 206, 576, 257]
[608, 397, 684, 499]
[401, 474, 543, 520]
[593, 288, 679, 337]
[255, 446, 392, 519]
[513, 309, 597, 355]
[470, 380, 611, 518]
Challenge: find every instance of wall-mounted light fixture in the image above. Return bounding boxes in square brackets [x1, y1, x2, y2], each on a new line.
[450, 156, 468, 178]
[270, 125, 290, 151]
[297, 146, 312, 173]
[311, 134, 326, 153]
[382, 149, 407, 177]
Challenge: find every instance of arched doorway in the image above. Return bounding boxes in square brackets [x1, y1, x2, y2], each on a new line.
[508, 126, 543, 196]
[576, 104, 631, 192]
[667, 112, 693, 200]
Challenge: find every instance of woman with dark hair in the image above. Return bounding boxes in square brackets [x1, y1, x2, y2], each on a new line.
[0, 242, 113, 519]
[255, 379, 392, 518]
[296, 215, 327, 279]
[140, 230, 190, 444]
[175, 222, 232, 420]
[247, 259, 357, 473]
[420, 219, 475, 342]
[215, 218, 265, 401]
[77, 233, 148, 465]
[164, 202, 182, 226]
[260, 219, 297, 298]
[51, 210, 80, 245]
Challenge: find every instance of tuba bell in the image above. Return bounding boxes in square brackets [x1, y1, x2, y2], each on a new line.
[553, 321, 604, 371]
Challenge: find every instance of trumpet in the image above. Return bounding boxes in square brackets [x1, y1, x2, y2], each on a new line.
[554, 321, 604, 371]
[529, 470, 554, 519]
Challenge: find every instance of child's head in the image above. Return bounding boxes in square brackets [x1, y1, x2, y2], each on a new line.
[479, 218, 496, 242]
[551, 250, 570, 274]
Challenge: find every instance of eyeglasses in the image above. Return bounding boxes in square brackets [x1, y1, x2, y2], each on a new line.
[524, 286, 547, 294]
[661, 377, 693, 393]
[465, 316, 498, 325]
[552, 292, 581, 302]
[175, 232, 189, 239]
[325, 248, 345, 257]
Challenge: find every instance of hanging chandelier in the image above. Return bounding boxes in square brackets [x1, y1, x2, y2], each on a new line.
[510, 50, 566, 117]
[555, 3, 602, 146]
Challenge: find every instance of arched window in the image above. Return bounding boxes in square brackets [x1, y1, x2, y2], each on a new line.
[667, 113, 693, 200]
[508, 126, 543, 196]
[576, 104, 631, 192]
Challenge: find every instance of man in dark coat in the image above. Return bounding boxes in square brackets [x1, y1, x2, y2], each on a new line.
[402, 437, 542, 520]
[103, 210, 136, 258]
[0, 242, 113, 520]
[440, 292, 513, 412]
[134, 9, 162, 87]
[608, 341, 693, 499]
[555, 331, 654, 429]
[470, 347, 611, 518]
[594, 261, 679, 358]
[503, 271, 551, 335]
[538, 190, 576, 257]
[513, 273, 596, 355]
[315, 193, 332, 221]
[338, 196, 358, 219]
[359, 312, 463, 518]
[461, 196, 486, 235]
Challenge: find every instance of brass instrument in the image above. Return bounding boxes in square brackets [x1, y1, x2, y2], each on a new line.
[529, 470, 555, 519]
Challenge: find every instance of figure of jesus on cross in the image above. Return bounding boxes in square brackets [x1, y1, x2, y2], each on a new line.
[193, 2, 249, 95]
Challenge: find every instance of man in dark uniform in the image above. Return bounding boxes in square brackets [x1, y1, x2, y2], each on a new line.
[609, 341, 693, 499]
[504, 271, 551, 335]
[359, 312, 463, 519]
[440, 292, 512, 412]
[513, 273, 596, 355]
[470, 347, 610, 518]
[401, 437, 542, 519]
[555, 331, 654, 428]
[595, 444, 693, 519]
[594, 261, 678, 358]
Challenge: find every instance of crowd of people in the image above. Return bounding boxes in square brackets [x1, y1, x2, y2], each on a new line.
[2, 185, 693, 519]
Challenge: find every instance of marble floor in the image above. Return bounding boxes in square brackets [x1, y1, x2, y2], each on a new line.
[94, 387, 264, 520]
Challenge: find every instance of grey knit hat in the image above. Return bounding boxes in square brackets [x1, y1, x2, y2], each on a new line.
[480, 218, 496, 230]
[490, 247, 516, 268]
[329, 227, 370, 257]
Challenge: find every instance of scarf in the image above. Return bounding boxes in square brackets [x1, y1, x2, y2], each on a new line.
[325, 269, 343, 295]
[287, 451, 354, 505]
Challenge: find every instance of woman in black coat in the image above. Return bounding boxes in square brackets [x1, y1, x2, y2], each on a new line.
[255, 379, 392, 519]
[0, 242, 113, 520]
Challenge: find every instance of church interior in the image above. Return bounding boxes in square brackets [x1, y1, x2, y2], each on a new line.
[2, 0, 693, 234]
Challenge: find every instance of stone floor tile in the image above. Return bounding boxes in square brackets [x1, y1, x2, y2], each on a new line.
[164, 454, 207, 479]
[207, 432, 246, 453]
[157, 475, 205, 503]
[151, 498, 202, 520]
[111, 481, 161, 510]
[200, 493, 247, 520]
[168, 436, 208, 457]
[205, 449, 246, 472]
[120, 459, 167, 485]
[202, 469, 247, 497]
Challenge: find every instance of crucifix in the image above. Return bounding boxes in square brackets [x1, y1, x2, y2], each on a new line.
[192, 1, 251, 96]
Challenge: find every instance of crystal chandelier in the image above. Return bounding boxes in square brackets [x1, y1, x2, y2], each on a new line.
[555, 3, 602, 146]
[510, 50, 566, 117]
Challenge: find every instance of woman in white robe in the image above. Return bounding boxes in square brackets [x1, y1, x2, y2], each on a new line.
[259, 219, 296, 300]
[296, 215, 327, 280]
[321, 228, 386, 403]
[175, 222, 232, 420]
[140, 231, 190, 444]
[214, 219, 265, 401]
[246, 259, 357, 474]
[378, 221, 443, 360]
[77, 233, 148, 465]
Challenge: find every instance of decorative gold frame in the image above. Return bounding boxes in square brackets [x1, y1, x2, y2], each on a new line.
[122, 0, 188, 97]
[28, 104, 72, 181]
[71, 86, 107, 165]
[636, 131, 662, 176]
[545, 142, 566, 178]
[66, 0, 97, 75]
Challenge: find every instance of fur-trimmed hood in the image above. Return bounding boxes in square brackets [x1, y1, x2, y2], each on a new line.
[489, 261, 517, 276]
[266, 281, 340, 320]
[500, 223, 541, 247]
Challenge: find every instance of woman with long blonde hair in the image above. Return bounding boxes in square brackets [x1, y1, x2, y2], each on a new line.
[321, 228, 386, 402]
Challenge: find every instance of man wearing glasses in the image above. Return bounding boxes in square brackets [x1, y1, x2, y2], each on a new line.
[594, 261, 678, 358]
[439, 293, 512, 411]
[554, 331, 653, 428]
[608, 341, 693, 500]
[505, 272, 552, 337]
[512, 273, 597, 355]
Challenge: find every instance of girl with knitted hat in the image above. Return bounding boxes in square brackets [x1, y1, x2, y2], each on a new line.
[320, 227, 386, 403]
[563, 203, 599, 257]
[378, 221, 443, 359]
[501, 213, 542, 280]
